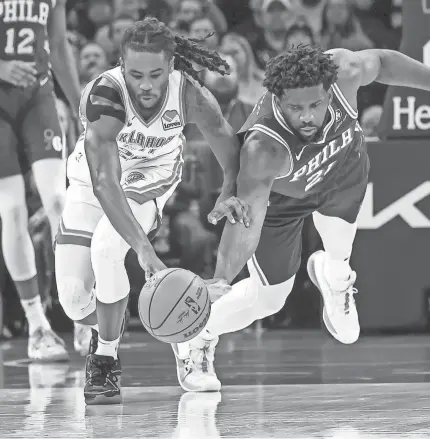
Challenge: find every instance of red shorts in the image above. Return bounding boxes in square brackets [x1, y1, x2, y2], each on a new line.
[252, 151, 370, 285]
[0, 78, 63, 178]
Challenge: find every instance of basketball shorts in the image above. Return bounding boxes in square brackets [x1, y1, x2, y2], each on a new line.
[56, 161, 182, 248]
[0, 78, 63, 178]
[251, 152, 370, 285]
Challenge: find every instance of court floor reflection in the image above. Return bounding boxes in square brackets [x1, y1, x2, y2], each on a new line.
[1, 330, 430, 437]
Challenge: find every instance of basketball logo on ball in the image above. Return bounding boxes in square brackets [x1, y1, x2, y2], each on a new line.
[185, 296, 200, 315]
[138, 268, 211, 343]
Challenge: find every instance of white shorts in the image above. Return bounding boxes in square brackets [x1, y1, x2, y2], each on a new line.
[55, 161, 182, 248]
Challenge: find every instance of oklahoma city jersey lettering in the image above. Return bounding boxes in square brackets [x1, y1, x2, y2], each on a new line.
[238, 83, 365, 198]
[68, 67, 186, 185]
[0, 0, 55, 77]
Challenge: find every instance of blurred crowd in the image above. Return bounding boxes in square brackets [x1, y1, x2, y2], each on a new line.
[0, 0, 403, 335]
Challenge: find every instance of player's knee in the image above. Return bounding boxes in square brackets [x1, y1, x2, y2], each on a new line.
[0, 201, 29, 232]
[57, 277, 95, 321]
[257, 276, 295, 317]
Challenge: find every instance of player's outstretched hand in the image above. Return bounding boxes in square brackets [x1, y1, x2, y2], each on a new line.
[208, 196, 250, 227]
[204, 278, 231, 302]
[0, 60, 37, 88]
[138, 252, 167, 280]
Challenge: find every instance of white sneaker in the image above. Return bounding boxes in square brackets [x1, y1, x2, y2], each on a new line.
[171, 333, 221, 392]
[28, 327, 69, 362]
[307, 250, 360, 344]
[73, 322, 92, 356]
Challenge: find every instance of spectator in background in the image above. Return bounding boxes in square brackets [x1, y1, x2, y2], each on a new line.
[320, 0, 374, 51]
[352, 0, 400, 49]
[189, 17, 220, 49]
[220, 33, 265, 105]
[252, 0, 298, 69]
[185, 53, 254, 228]
[114, 0, 140, 20]
[95, 14, 135, 66]
[79, 42, 109, 88]
[296, 0, 326, 39]
[77, 0, 115, 40]
[284, 23, 315, 47]
[170, 0, 227, 37]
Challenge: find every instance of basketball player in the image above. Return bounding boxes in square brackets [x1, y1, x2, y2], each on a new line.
[0, 0, 81, 361]
[173, 45, 430, 392]
[55, 17, 248, 404]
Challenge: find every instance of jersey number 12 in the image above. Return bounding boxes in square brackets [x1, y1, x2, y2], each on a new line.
[5, 28, 35, 55]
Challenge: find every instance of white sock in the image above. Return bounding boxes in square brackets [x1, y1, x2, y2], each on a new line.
[95, 336, 119, 359]
[21, 296, 51, 335]
[205, 278, 260, 336]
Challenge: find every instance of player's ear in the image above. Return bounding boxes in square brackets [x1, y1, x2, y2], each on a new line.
[168, 58, 174, 74]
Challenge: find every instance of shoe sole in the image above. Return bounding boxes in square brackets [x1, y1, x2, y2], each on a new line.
[171, 344, 221, 392]
[84, 392, 122, 405]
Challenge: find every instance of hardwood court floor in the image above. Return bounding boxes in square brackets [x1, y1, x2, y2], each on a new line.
[1, 329, 430, 438]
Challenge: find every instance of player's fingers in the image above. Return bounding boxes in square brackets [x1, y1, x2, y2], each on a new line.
[10, 73, 29, 87]
[16, 61, 38, 75]
[224, 198, 245, 224]
[236, 199, 251, 228]
[207, 208, 225, 225]
[11, 70, 34, 87]
[225, 210, 236, 224]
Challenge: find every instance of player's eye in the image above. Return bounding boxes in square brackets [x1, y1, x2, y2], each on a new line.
[151, 74, 161, 79]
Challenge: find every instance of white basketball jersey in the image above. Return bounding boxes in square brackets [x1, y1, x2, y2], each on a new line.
[68, 67, 187, 185]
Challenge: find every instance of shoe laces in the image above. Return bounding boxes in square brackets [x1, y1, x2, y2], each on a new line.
[333, 276, 357, 316]
[88, 357, 119, 387]
[189, 338, 217, 373]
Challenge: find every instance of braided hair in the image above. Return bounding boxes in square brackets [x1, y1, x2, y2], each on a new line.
[120, 17, 229, 85]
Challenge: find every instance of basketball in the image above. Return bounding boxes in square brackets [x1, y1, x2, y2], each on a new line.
[138, 268, 211, 343]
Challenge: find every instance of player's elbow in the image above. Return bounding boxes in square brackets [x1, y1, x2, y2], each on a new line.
[92, 175, 113, 200]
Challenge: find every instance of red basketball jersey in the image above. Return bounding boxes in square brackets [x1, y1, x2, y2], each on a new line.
[238, 84, 366, 198]
[0, 0, 56, 78]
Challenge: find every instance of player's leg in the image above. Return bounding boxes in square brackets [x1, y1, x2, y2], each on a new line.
[174, 192, 309, 392]
[0, 86, 67, 361]
[21, 79, 66, 245]
[85, 165, 181, 404]
[54, 181, 104, 355]
[308, 155, 369, 344]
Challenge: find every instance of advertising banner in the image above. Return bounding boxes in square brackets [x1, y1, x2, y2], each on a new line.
[353, 140, 430, 330]
[378, 0, 430, 139]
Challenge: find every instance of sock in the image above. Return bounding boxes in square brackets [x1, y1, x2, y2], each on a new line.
[20, 296, 51, 335]
[95, 336, 119, 359]
[91, 324, 99, 333]
[205, 278, 260, 336]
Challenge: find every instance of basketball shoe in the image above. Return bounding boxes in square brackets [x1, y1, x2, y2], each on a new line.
[28, 327, 69, 362]
[84, 308, 129, 404]
[307, 250, 359, 344]
[84, 354, 122, 405]
[171, 330, 221, 392]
